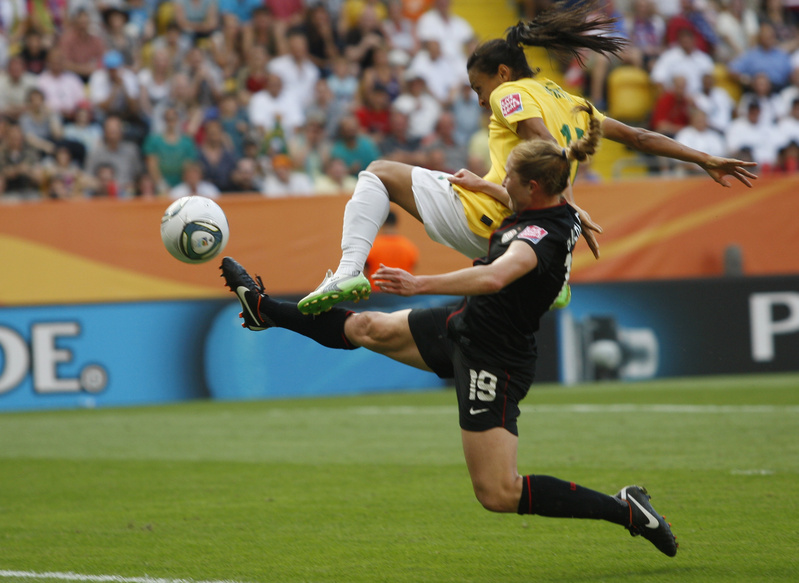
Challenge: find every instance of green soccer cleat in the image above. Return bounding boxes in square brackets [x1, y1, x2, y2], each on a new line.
[298, 270, 371, 315]
[550, 284, 571, 310]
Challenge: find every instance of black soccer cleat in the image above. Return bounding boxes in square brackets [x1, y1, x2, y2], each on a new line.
[220, 257, 273, 331]
[616, 485, 678, 557]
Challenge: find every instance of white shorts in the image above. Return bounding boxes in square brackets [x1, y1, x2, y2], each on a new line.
[411, 167, 489, 259]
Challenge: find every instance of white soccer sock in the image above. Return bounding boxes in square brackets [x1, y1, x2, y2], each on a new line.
[334, 170, 391, 277]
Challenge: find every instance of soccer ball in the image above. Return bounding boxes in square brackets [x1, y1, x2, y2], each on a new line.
[160, 196, 229, 264]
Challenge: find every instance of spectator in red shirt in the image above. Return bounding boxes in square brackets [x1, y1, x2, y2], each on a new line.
[58, 8, 107, 82]
[355, 85, 392, 140]
[650, 75, 693, 138]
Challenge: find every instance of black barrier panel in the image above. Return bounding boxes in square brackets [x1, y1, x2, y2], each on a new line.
[562, 275, 799, 382]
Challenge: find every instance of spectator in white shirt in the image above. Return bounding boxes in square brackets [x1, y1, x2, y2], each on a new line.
[407, 35, 466, 105]
[392, 70, 442, 140]
[777, 98, 799, 150]
[651, 27, 714, 94]
[88, 50, 140, 122]
[268, 27, 320, 111]
[726, 101, 780, 168]
[248, 73, 305, 140]
[170, 160, 221, 199]
[261, 153, 315, 197]
[416, 0, 474, 62]
[675, 108, 727, 166]
[692, 72, 735, 134]
[736, 72, 780, 126]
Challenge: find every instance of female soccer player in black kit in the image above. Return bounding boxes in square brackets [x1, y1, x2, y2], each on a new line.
[221, 105, 678, 558]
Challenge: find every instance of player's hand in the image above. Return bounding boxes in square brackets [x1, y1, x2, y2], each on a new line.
[373, 264, 420, 296]
[699, 156, 758, 187]
[572, 203, 602, 260]
[447, 169, 483, 191]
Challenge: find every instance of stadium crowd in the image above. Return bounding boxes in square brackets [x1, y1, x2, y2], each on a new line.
[0, 0, 798, 202]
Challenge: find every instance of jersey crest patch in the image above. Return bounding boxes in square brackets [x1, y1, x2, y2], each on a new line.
[499, 93, 523, 117]
[518, 225, 548, 244]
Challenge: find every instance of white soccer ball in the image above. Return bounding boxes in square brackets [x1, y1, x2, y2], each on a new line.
[160, 196, 229, 264]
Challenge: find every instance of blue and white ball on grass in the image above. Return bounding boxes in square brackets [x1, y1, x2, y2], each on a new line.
[161, 196, 229, 264]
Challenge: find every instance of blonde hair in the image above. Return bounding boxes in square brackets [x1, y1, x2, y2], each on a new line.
[509, 104, 602, 196]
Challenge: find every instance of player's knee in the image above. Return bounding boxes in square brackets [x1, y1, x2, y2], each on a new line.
[345, 312, 395, 350]
[471, 481, 518, 513]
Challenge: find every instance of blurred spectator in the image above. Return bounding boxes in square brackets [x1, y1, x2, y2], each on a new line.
[383, 0, 419, 55]
[182, 45, 224, 108]
[138, 47, 174, 123]
[143, 105, 199, 192]
[261, 153, 315, 197]
[150, 21, 192, 72]
[330, 114, 381, 175]
[88, 50, 142, 129]
[361, 46, 404, 102]
[169, 160, 221, 199]
[210, 12, 246, 82]
[267, 0, 306, 25]
[693, 71, 736, 133]
[37, 49, 86, 121]
[355, 84, 392, 139]
[19, 88, 63, 156]
[725, 101, 779, 168]
[217, 92, 250, 158]
[0, 123, 43, 201]
[288, 111, 333, 180]
[776, 67, 799, 118]
[416, 0, 474, 61]
[408, 35, 464, 104]
[245, 6, 284, 57]
[421, 110, 468, 172]
[125, 0, 157, 42]
[63, 103, 103, 157]
[364, 210, 419, 285]
[90, 162, 121, 198]
[269, 26, 321, 111]
[651, 27, 714, 94]
[101, 6, 138, 68]
[393, 69, 442, 140]
[228, 157, 263, 192]
[42, 145, 92, 200]
[134, 171, 159, 198]
[451, 80, 482, 146]
[327, 55, 360, 108]
[19, 29, 48, 75]
[343, 4, 386, 72]
[0, 55, 39, 120]
[219, 0, 265, 24]
[675, 108, 727, 167]
[85, 115, 143, 198]
[776, 97, 799, 152]
[624, 0, 666, 71]
[340, 0, 388, 34]
[650, 75, 694, 137]
[715, 0, 758, 63]
[174, 0, 220, 41]
[729, 22, 793, 89]
[302, 3, 342, 74]
[58, 8, 107, 82]
[306, 78, 349, 137]
[236, 44, 270, 94]
[313, 156, 358, 195]
[380, 109, 422, 164]
[150, 72, 205, 137]
[198, 118, 237, 191]
[736, 71, 780, 125]
[248, 74, 305, 145]
[775, 139, 799, 172]
[664, 0, 718, 55]
[758, 0, 799, 53]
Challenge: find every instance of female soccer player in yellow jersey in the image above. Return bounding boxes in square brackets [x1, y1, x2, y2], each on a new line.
[298, 0, 758, 316]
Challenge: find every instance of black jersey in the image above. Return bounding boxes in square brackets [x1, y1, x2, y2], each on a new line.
[446, 202, 581, 369]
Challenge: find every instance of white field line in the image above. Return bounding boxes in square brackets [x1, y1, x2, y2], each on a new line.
[348, 404, 799, 416]
[0, 571, 246, 583]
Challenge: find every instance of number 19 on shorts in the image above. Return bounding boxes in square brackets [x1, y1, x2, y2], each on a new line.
[469, 369, 497, 402]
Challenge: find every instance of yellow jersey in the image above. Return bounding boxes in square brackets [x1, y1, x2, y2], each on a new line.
[453, 77, 605, 239]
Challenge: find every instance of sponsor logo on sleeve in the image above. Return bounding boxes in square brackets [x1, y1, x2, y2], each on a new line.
[518, 225, 548, 244]
[499, 93, 523, 117]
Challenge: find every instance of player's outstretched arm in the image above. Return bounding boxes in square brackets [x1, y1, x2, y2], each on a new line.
[601, 118, 758, 187]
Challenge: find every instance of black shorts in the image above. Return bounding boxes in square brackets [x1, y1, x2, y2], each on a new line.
[408, 306, 535, 436]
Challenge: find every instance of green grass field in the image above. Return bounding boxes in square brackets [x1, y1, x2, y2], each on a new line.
[1, 374, 798, 583]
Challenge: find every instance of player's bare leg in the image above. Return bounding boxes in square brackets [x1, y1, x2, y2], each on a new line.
[298, 162, 418, 315]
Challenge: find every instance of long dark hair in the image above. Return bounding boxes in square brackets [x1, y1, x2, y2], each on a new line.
[467, 0, 628, 78]
[510, 104, 602, 195]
